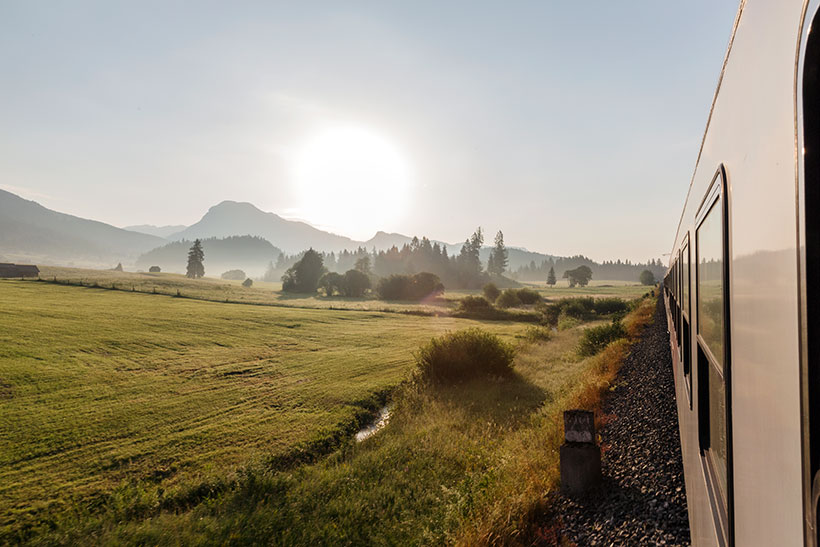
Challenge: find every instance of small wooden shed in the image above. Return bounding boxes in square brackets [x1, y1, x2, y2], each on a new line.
[0, 263, 40, 278]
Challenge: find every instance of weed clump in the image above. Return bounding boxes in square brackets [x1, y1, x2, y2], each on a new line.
[415, 328, 516, 384]
[578, 319, 627, 356]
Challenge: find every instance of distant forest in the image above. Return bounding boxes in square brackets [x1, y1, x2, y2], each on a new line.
[136, 236, 282, 277]
[511, 256, 665, 283]
[266, 231, 666, 288]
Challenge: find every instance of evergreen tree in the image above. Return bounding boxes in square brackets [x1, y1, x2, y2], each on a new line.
[488, 230, 508, 276]
[281, 248, 325, 293]
[547, 266, 557, 286]
[354, 255, 372, 276]
[186, 239, 205, 279]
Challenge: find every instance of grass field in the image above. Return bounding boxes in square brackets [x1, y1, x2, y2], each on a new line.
[0, 280, 522, 541]
[33, 266, 652, 314]
[1, 273, 655, 544]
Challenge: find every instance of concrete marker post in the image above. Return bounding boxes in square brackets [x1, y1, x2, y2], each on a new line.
[560, 409, 602, 496]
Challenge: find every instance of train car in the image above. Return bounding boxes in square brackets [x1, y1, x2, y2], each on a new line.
[664, 1, 820, 545]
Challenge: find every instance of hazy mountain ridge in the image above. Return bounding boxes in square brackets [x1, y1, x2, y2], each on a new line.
[136, 235, 282, 277]
[0, 189, 164, 268]
[168, 201, 357, 254]
[0, 189, 663, 282]
[124, 224, 188, 238]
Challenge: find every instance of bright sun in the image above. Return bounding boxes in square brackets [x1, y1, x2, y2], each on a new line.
[291, 126, 411, 240]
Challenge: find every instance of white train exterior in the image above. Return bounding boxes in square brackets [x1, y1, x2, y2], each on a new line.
[664, 1, 820, 545]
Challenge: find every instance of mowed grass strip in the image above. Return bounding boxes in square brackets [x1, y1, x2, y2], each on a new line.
[0, 281, 520, 538]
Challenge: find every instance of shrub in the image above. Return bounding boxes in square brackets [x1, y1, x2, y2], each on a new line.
[524, 325, 552, 343]
[415, 328, 516, 384]
[593, 297, 629, 316]
[376, 272, 444, 301]
[496, 289, 522, 308]
[222, 269, 246, 281]
[640, 269, 656, 285]
[148, 266, 161, 273]
[557, 315, 581, 331]
[562, 299, 589, 319]
[341, 269, 371, 297]
[242, 278, 253, 288]
[458, 295, 492, 312]
[411, 272, 445, 299]
[515, 288, 541, 305]
[483, 283, 501, 302]
[578, 320, 627, 356]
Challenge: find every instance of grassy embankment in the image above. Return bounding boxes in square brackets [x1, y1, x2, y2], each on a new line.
[2, 273, 655, 544]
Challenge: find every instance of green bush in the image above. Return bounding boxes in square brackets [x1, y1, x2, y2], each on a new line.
[593, 297, 628, 315]
[376, 272, 444, 301]
[496, 289, 522, 308]
[515, 288, 541, 305]
[577, 320, 627, 356]
[242, 278, 253, 288]
[524, 325, 552, 343]
[557, 315, 581, 331]
[458, 295, 492, 312]
[415, 328, 516, 383]
[483, 283, 501, 302]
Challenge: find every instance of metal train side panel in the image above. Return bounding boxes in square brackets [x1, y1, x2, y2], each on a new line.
[668, 0, 806, 544]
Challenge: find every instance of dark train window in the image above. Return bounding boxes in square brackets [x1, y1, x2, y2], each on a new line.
[682, 240, 692, 402]
[683, 241, 690, 318]
[696, 186, 731, 540]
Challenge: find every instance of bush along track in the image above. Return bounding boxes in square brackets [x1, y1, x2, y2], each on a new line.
[548, 294, 690, 546]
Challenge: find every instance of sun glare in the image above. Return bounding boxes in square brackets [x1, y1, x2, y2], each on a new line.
[291, 126, 411, 240]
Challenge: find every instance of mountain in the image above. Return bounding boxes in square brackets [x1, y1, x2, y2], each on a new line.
[124, 224, 188, 238]
[136, 235, 282, 277]
[0, 189, 164, 268]
[168, 201, 357, 254]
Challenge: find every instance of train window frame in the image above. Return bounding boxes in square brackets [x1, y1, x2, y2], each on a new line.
[682, 235, 693, 407]
[694, 166, 733, 546]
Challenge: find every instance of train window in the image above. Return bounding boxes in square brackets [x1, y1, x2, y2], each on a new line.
[682, 242, 690, 318]
[698, 200, 724, 367]
[697, 190, 730, 535]
[682, 241, 692, 402]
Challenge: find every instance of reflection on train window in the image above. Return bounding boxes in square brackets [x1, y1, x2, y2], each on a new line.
[697, 199, 724, 367]
[683, 242, 690, 317]
[697, 195, 728, 509]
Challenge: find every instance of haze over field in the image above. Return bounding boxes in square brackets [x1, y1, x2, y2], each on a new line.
[0, 1, 738, 262]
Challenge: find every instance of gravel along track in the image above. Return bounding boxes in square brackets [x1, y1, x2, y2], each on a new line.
[552, 295, 690, 546]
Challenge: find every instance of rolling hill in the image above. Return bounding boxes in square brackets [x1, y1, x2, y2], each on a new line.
[0, 189, 164, 268]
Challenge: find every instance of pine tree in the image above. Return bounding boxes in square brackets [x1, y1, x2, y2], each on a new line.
[186, 239, 205, 279]
[488, 230, 508, 276]
[547, 266, 557, 286]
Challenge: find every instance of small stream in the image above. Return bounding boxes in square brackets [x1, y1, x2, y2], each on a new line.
[355, 406, 391, 442]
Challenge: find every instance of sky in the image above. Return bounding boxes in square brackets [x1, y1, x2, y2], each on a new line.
[0, 1, 740, 262]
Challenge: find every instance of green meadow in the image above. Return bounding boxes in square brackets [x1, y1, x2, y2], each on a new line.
[0, 274, 654, 544]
